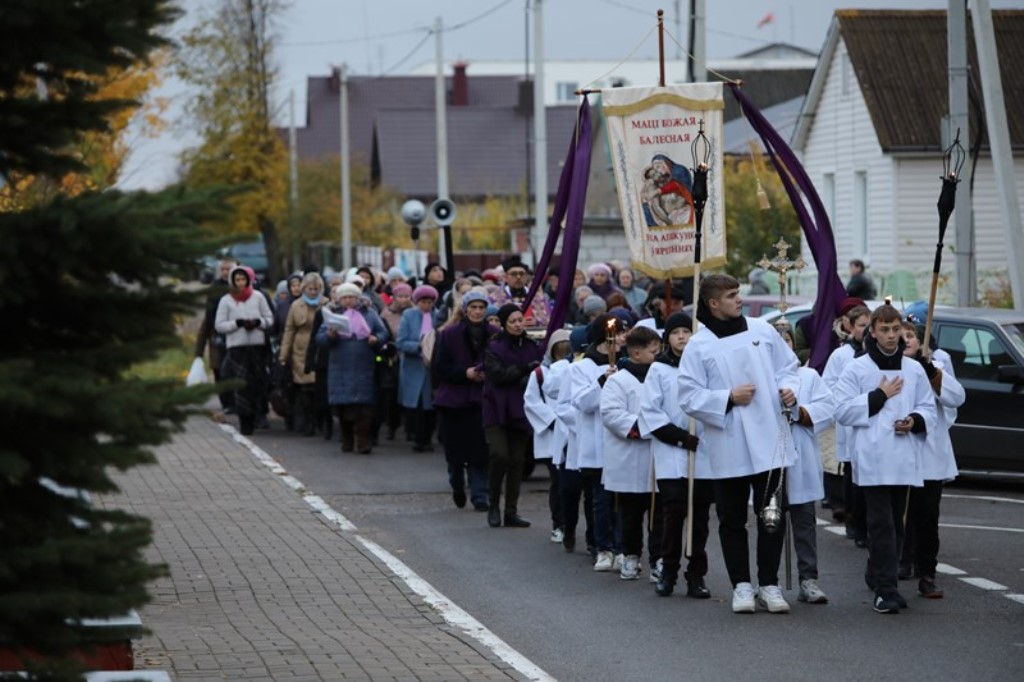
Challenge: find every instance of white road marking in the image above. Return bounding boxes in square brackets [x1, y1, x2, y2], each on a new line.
[815, 517, 829, 526]
[940, 522, 1024, 534]
[959, 577, 1008, 591]
[1005, 594, 1024, 606]
[221, 423, 555, 682]
[824, 525, 847, 536]
[936, 563, 967, 576]
[944, 493, 1024, 505]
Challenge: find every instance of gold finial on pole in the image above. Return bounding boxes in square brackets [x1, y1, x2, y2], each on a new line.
[757, 237, 806, 318]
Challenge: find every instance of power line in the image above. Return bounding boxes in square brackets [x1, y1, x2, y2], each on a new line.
[446, 0, 517, 31]
[379, 30, 434, 76]
[594, 0, 650, 18]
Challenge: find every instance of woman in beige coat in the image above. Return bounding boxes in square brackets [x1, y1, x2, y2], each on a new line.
[279, 272, 326, 435]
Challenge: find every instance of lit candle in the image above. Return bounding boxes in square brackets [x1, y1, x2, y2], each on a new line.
[606, 318, 616, 367]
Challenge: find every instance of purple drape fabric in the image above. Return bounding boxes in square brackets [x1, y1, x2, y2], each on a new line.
[728, 84, 846, 373]
[521, 99, 593, 340]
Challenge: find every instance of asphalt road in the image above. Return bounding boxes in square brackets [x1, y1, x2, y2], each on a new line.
[248, 420, 1024, 682]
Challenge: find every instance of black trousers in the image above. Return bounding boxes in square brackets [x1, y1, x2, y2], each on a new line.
[658, 477, 713, 583]
[485, 425, 530, 515]
[407, 406, 436, 448]
[714, 470, 785, 587]
[545, 461, 563, 531]
[900, 480, 943, 579]
[559, 466, 595, 551]
[863, 485, 910, 596]
[845, 465, 867, 540]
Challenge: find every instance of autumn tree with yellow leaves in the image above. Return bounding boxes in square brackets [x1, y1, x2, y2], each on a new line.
[176, 0, 288, 282]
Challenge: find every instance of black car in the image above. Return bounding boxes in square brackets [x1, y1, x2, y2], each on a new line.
[930, 308, 1024, 474]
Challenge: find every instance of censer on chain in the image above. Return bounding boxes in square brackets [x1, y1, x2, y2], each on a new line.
[760, 403, 795, 534]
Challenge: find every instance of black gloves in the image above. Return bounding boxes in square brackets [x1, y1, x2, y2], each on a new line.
[238, 319, 261, 330]
[651, 424, 700, 450]
[915, 354, 938, 379]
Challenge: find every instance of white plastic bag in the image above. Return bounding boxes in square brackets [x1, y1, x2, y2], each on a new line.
[186, 357, 208, 386]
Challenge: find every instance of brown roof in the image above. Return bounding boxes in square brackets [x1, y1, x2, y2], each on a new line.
[838, 9, 1024, 150]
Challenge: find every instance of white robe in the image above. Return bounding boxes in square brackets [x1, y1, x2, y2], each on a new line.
[786, 367, 835, 505]
[524, 359, 570, 464]
[639, 361, 713, 480]
[834, 353, 938, 487]
[569, 357, 608, 470]
[678, 317, 801, 479]
[920, 349, 966, 482]
[600, 369, 654, 493]
[823, 343, 857, 462]
[553, 359, 582, 470]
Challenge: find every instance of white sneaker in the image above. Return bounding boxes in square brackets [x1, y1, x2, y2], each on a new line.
[594, 550, 614, 572]
[550, 528, 564, 543]
[649, 558, 664, 584]
[620, 555, 640, 580]
[732, 582, 756, 613]
[756, 584, 791, 613]
[612, 553, 625, 571]
[799, 578, 829, 604]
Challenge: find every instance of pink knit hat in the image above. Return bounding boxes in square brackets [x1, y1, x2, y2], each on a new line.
[392, 283, 412, 297]
[412, 285, 438, 303]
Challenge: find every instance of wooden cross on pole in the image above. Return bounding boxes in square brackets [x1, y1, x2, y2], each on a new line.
[758, 237, 806, 318]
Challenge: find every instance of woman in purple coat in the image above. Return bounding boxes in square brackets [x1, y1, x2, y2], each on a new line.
[482, 303, 543, 528]
[432, 291, 494, 512]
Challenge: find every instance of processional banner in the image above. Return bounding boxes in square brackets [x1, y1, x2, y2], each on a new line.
[601, 82, 726, 278]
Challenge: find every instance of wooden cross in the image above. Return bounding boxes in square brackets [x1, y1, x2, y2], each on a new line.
[757, 237, 806, 316]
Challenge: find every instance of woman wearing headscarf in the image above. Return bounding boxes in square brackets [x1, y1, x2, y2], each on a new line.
[215, 266, 275, 435]
[374, 282, 412, 442]
[587, 263, 619, 300]
[616, 267, 647, 316]
[433, 290, 494, 511]
[274, 273, 304, 338]
[315, 282, 388, 454]
[278, 272, 326, 436]
[397, 285, 438, 451]
[482, 303, 543, 528]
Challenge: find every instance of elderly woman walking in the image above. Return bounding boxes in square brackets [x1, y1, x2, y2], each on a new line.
[433, 291, 494, 511]
[278, 272, 326, 436]
[316, 282, 388, 454]
[482, 303, 543, 528]
[215, 265, 274, 435]
[397, 285, 438, 451]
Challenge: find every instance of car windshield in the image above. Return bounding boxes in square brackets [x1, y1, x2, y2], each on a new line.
[233, 242, 265, 257]
[1003, 323, 1024, 357]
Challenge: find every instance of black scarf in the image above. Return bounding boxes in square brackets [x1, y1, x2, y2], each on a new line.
[864, 333, 906, 370]
[655, 349, 681, 368]
[696, 297, 748, 338]
[466, 320, 487, 356]
[585, 343, 621, 366]
[620, 360, 651, 382]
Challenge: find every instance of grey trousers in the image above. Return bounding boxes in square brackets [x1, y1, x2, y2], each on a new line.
[788, 501, 819, 581]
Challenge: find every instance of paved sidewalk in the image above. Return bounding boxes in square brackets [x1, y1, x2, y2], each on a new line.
[100, 417, 520, 681]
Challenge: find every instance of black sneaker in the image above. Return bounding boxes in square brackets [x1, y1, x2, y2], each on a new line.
[686, 578, 712, 599]
[503, 514, 531, 528]
[918, 577, 944, 599]
[893, 592, 909, 609]
[873, 594, 900, 614]
[655, 578, 676, 597]
[562, 533, 576, 553]
[452, 489, 467, 509]
[487, 507, 501, 527]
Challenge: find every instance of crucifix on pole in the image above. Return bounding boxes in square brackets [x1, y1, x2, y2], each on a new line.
[758, 237, 806, 321]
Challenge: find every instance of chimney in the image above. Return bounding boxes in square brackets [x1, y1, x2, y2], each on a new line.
[452, 61, 469, 106]
[329, 66, 341, 93]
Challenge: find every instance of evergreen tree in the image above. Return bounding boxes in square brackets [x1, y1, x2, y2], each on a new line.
[0, 2, 223, 678]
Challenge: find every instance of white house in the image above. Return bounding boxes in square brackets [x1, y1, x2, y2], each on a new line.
[791, 9, 1024, 303]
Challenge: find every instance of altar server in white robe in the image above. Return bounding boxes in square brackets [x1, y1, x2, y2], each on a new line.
[600, 326, 661, 581]
[898, 320, 965, 600]
[834, 305, 936, 614]
[524, 329, 572, 545]
[678, 274, 801, 615]
[639, 312, 710, 599]
[774, 322, 835, 605]
[568, 314, 625, 571]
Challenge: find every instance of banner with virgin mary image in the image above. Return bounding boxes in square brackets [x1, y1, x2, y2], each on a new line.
[601, 82, 726, 278]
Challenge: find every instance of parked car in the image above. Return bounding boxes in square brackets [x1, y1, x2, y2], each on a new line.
[741, 294, 813, 319]
[221, 238, 269, 283]
[928, 308, 1024, 474]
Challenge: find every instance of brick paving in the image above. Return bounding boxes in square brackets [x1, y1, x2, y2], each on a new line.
[100, 417, 520, 681]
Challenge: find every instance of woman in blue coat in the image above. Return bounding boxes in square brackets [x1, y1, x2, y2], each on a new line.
[315, 282, 388, 454]
[397, 285, 438, 451]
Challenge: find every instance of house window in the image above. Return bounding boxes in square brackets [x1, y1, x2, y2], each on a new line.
[853, 170, 868, 258]
[822, 172, 835, 223]
[555, 81, 578, 102]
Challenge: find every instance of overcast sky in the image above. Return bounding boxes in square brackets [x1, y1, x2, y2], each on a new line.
[119, 0, 1021, 190]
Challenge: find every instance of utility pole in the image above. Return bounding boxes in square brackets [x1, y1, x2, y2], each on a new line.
[533, 0, 548, 263]
[339, 64, 352, 271]
[948, 0, 975, 306]
[972, 0, 1024, 309]
[288, 88, 299, 272]
[688, 0, 706, 83]
[435, 16, 450, 269]
[673, 0, 682, 60]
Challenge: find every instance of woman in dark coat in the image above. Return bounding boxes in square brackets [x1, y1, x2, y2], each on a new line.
[433, 291, 494, 511]
[315, 282, 388, 454]
[482, 303, 543, 528]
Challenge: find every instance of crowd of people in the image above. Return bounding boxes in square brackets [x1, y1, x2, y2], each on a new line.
[195, 255, 963, 615]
